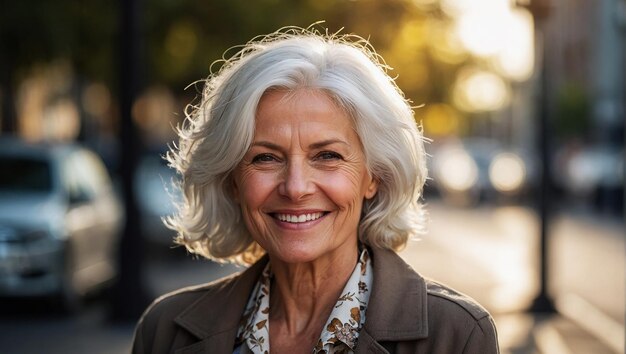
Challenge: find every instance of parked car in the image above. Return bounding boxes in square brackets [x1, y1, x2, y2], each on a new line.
[554, 143, 624, 213]
[0, 137, 122, 308]
[135, 152, 180, 245]
[430, 138, 534, 206]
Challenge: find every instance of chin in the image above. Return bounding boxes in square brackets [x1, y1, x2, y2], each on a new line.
[269, 244, 325, 264]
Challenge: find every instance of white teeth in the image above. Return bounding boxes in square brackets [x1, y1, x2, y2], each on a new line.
[276, 212, 323, 223]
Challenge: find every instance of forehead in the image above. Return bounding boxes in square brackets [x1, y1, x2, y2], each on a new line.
[254, 89, 357, 139]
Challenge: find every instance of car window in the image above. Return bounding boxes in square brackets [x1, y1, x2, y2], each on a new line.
[62, 149, 112, 203]
[76, 150, 112, 195]
[0, 156, 53, 192]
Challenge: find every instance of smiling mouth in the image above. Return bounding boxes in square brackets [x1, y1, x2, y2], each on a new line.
[273, 212, 327, 224]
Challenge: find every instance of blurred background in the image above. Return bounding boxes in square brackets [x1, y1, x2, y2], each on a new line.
[0, 0, 623, 353]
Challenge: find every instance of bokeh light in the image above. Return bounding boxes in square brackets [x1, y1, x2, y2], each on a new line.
[489, 152, 527, 193]
[445, 0, 534, 81]
[453, 68, 511, 112]
[492, 8, 534, 81]
[435, 147, 479, 192]
[441, 0, 510, 19]
[82, 83, 111, 118]
[131, 85, 178, 144]
[456, 7, 512, 57]
[426, 19, 468, 65]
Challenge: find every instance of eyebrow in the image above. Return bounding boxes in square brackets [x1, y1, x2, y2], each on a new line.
[309, 139, 349, 149]
[251, 139, 348, 150]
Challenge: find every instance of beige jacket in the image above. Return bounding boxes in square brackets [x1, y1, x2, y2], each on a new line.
[133, 247, 499, 354]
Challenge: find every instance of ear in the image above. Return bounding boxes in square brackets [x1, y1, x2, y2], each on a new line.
[364, 175, 379, 200]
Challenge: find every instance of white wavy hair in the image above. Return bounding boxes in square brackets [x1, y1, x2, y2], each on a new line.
[165, 27, 428, 265]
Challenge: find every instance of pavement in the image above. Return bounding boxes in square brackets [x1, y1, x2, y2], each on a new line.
[397, 202, 624, 354]
[0, 202, 623, 354]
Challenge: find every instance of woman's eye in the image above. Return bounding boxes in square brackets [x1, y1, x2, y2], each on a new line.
[251, 153, 277, 163]
[316, 151, 342, 160]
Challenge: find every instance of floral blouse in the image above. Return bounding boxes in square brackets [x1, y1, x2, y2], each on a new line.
[234, 249, 373, 354]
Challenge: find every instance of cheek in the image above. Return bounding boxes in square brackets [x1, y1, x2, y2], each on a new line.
[235, 170, 277, 208]
[318, 169, 369, 208]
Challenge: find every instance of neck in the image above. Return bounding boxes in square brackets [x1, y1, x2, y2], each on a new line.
[268, 246, 359, 335]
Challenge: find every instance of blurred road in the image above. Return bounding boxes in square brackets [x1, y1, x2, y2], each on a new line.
[403, 203, 624, 318]
[0, 202, 623, 354]
[400, 202, 624, 354]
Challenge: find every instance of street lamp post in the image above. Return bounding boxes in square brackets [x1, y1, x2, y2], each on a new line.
[111, 0, 149, 321]
[518, 0, 557, 313]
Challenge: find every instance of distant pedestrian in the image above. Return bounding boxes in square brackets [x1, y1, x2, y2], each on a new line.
[133, 26, 499, 354]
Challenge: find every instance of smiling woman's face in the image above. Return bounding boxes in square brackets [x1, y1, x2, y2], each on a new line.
[232, 89, 378, 264]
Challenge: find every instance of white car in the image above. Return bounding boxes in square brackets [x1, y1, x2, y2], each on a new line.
[0, 137, 122, 308]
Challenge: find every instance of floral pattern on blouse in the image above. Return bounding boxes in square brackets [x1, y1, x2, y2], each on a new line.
[235, 264, 272, 354]
[234, 248, 373, 354]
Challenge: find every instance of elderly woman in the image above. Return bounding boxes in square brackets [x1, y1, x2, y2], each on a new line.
[133, 28, 499, 354]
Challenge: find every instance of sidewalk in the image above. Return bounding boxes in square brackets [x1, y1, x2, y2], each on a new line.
[494, 307, 623, 354]
[398, 202, 624, 354]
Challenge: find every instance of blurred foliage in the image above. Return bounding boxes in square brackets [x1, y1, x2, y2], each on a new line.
[1, 0, 474, 136]
[555, 83, 590, 140]
[140, 0, 471, 135]
[142, 0, 464, 103]
[0, 0, 116, 83]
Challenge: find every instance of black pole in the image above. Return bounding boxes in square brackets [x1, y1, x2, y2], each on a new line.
[0, 34, 17, 134]
[111, 0, 149, 321]
[525, 0, 556, 313]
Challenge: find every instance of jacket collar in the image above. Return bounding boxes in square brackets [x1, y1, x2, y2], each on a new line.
[172, 248, 428, 352]
[173, 255, 269, 349]
[361, 247, 429, 341]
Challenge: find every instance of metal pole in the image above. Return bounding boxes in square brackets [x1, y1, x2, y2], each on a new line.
[0, 33, 17, 133]
[524, 0, 557, 313]
[111, 0, 149, 321]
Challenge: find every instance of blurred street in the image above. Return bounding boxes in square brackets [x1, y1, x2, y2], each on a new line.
[0, 201, 622, 354]
[401, 202, 624, 354]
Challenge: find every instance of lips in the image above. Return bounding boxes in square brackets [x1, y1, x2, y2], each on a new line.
[273, 212, 326, 224]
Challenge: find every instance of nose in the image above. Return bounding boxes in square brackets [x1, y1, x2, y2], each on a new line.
[278, 158, 315, 201]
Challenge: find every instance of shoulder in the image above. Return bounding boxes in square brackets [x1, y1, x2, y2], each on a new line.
[367, 248, 499, 352]
[424, 278, 499, 352]
[425, 278, 491, 322]
[370, 246, 492, 322]
[132, 271, 243, 354]
[144, 273, 238, 321]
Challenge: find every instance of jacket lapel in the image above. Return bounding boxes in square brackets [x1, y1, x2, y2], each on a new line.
[355, 329, 392, 354]
[173, 332, 236, 354]
[173, 256, 269, 353]
[356, 248, 429, 353]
